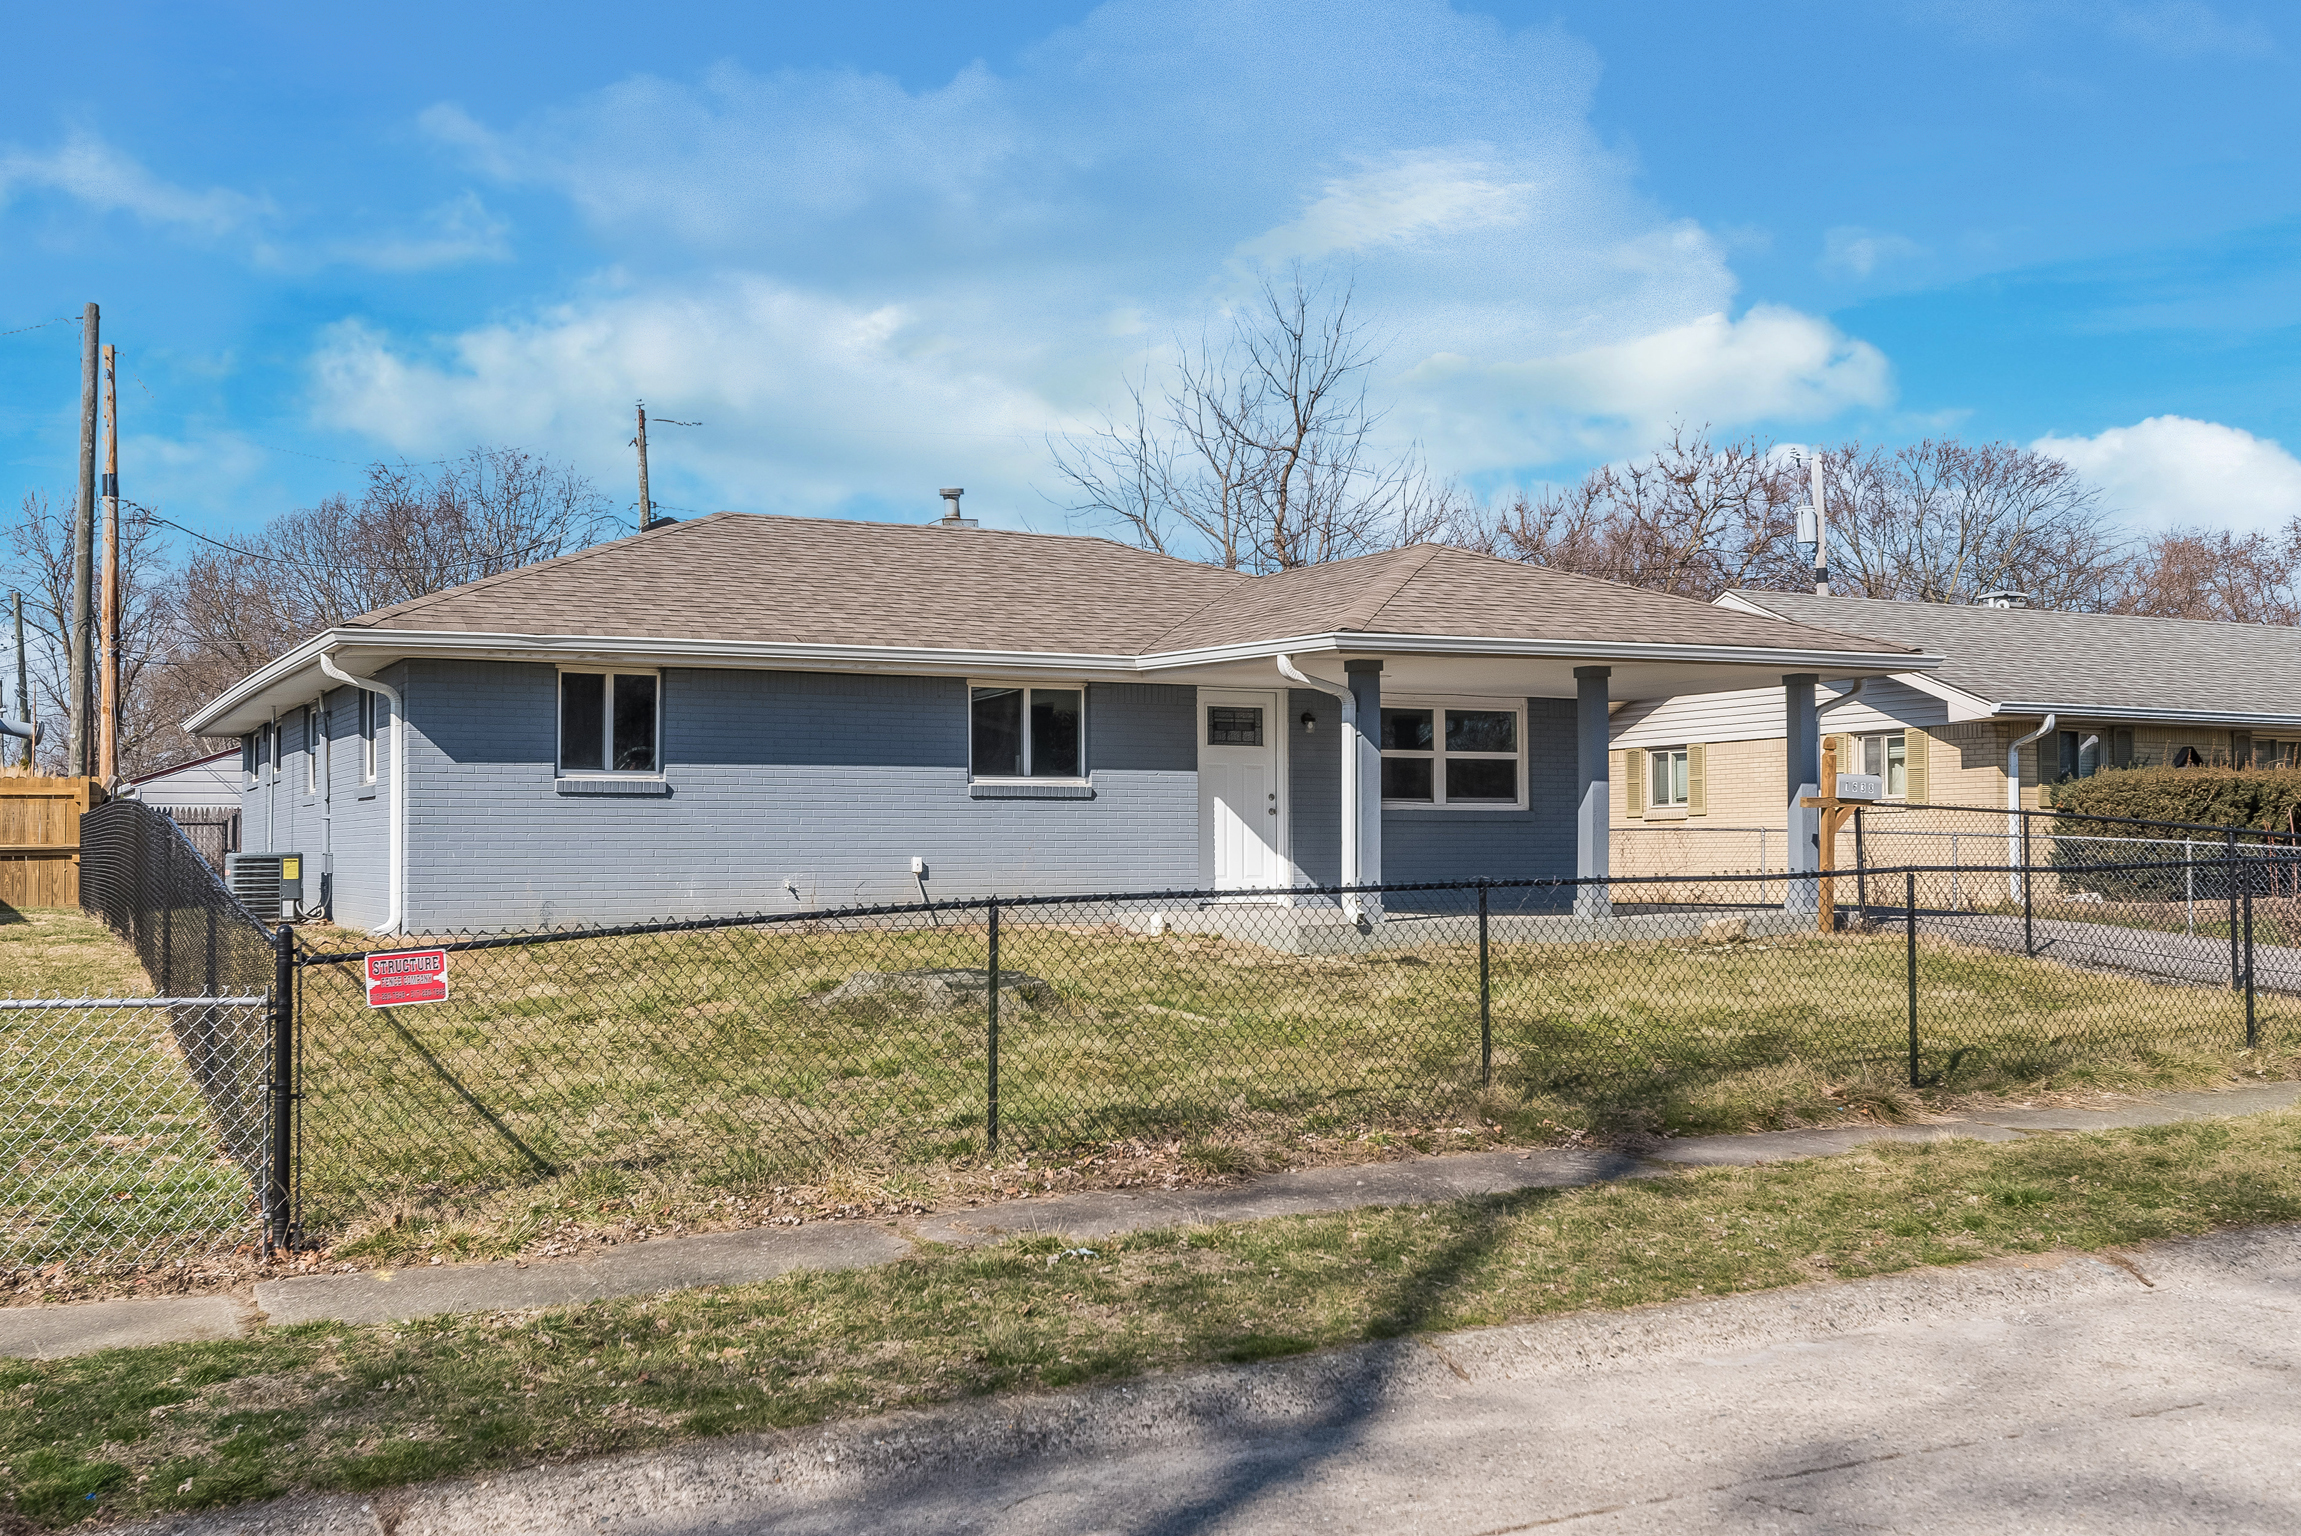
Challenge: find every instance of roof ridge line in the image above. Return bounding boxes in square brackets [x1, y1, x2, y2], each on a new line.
[1335, 544, 1445, 632]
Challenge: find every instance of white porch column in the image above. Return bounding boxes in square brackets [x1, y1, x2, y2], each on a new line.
[1785, 673, 1821, 914]
[1574, 666, 1611, 920]
[1345, 660, 1383, 918]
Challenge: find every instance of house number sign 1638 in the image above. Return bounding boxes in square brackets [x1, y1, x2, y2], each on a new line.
[365, 948, 450, 1008]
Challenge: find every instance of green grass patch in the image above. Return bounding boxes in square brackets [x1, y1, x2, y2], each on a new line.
[280, 918, 2301, 1262]
[7, 1110, 2299, 1528]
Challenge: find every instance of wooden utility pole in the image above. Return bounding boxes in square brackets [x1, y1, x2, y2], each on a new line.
[13, 593, 28, 771]
[634, 401, 652, 534]
[1811, 453, 1830, 597]
[100, 344, 121, 786]
[71, 303, 98, 779]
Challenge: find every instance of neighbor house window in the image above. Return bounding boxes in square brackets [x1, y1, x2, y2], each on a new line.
[1856, 731, 1907, 797]
[1379, 704, 1523, 806]
[1649, 746, 1691, 808]
[559, 670, 659, 774]
[970, 685, 1084, 779]
[305, 705, 321, 793]
[358, 690, 378, 783]
[241, 733, 257, 787]
[2057, 730, 2101, 781]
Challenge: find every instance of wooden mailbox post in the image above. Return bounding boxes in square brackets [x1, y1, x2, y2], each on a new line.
[1799, 740, 1881, 934]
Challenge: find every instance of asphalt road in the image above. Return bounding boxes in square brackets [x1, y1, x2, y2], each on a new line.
[145, 1221, 2301, 1536]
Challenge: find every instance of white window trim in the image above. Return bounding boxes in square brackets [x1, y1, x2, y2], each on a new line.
[1649, 745, 1692, 809]
[967, 679, 1091, 784]
[1378, 696, 1528, 810]
[556, 667, 664, 778]
[305, 705, 321, 794]
[358, 689, 378, 784]
[1853, 729, 1909, 799]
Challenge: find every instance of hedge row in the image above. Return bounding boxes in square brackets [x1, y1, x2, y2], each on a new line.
[2048, 763, 2301, 835]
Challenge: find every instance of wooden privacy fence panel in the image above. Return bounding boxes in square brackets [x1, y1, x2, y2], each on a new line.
[0, 777, 105, 909]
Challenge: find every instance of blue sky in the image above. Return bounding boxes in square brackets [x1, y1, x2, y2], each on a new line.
[4, 0, 2298, 547]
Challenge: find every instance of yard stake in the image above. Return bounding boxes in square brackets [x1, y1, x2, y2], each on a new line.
[1478, 881, 1491, 1087]
[2244, 888, 2257, 1049]
[1906, 870, 1919, 1088]
[264, 921, 295, 1253]
[986, 896, 1000, 1153]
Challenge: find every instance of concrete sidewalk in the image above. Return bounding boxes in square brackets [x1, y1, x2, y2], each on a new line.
[109, 1218, 2301, 1535]
[5, 1080, 2295, 1360]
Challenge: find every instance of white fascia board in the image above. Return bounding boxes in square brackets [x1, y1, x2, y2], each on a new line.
[1993, 702, 2301, 730]
[185, 625, 1940, 734]
[1890, 671, 1999, 722]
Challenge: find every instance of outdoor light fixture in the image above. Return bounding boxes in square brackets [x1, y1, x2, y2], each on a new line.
[1301, 711, 1317, 732]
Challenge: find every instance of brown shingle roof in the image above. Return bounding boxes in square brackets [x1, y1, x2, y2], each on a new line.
[346, 511, 1919, 659]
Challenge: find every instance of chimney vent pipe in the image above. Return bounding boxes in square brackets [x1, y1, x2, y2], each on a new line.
[936, 487, 978, 528]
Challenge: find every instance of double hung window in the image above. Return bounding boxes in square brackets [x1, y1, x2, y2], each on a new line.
[1856, 730, 1907, 796]
[559, 670, 660, 774]
[970, 685, 1084, 779]
[1649, 746, 1692, 808]
[1378, 703, 1523, 806]
[305, 705, 321, 793]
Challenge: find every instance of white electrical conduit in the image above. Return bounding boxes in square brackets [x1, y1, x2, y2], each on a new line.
[2006, 713, 2056, 906]
[1275, 655, 1359, 922]
[318, 653, 405, 936]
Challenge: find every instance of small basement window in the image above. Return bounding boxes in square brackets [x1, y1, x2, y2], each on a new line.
[971, 685, 1084, 779]
[560, 670, 660, 774]
[1380, 703, 1523, 806]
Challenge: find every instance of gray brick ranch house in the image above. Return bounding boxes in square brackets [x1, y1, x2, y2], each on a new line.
[184, 510, 1933, 934]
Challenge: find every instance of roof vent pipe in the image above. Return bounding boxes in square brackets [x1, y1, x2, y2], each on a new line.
[1977, 590, 2030, 609]
[937, 487, 978, 529]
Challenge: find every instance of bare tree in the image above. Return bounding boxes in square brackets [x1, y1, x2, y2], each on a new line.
[1461, 426, 1809, 597]
[1052, 269, 1449, 570]
[2111, 521, 2301, 624]
[4, 488, 188, 776]
[1822, 439, 2127, 609]
[168, 447, 613, 716]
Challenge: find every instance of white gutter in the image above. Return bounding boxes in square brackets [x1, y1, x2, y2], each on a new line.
[2006, 714, 2056, 905]
[1276, 655, 1359, 921]
[319, 653, 405, 937]
[1818, 677, 1868, 713]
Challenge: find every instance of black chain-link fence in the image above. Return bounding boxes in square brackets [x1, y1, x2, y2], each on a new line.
[2, 800, 282, 1270]
[286, 852, 2298, 1249]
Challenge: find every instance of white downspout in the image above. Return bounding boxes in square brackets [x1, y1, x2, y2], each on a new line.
[319, 653, 405, 937]
[2006, 714, 2056, 906]
[1276, 655, 1358, 922]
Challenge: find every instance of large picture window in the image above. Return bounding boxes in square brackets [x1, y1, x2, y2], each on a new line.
[971, 685, 1084, 779]
[1379, 703, 1523, 806]
[559, 670, 659, 774]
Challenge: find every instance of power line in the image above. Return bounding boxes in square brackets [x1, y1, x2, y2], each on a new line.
[0, 315, 78, 338]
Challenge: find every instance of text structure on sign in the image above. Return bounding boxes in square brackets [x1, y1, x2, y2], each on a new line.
[365, 948, 450, 1007]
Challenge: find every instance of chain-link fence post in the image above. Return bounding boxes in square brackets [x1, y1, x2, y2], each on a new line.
[2244, 886, 2257, 1049]
[264, 921, 295, 1253]
[1477, 880, 1491, 1086]
[986, 895, 1000, 1155]
[1906, 869, 1919, 1088]
[2022, 813, 2034, 958]
[2227, 830, 2240, 989]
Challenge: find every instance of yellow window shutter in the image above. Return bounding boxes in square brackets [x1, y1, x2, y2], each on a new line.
[1829, 733, 1853, 780]
[1687, 742, 1707, 815]
[1625, 748, 1645, 817]
[1905, 728, 1929, 802]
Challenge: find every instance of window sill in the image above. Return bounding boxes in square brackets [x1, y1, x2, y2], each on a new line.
[1382, 800, 1528, 812]
[1641, 807, 1692, 821]
[556, 776, 672, 797]
[970, 779, 1094, 800]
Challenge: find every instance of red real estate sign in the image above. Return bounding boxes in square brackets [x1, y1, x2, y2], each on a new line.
[365, 948, 450, 1007]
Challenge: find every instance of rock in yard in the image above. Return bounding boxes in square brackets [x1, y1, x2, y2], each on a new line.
[810, 968, 1055, 1011]
[1699, 915, 1750, 945]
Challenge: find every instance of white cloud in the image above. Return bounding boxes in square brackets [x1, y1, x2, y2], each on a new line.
[319, 192, 513, 273]
[1820, 226, 1926, 279]
[325, 0, 1895, 513]
[0, 131, 262, 235]
[2035, 416, 2301, 531]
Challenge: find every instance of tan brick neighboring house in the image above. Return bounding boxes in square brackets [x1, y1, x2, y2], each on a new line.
[1608, 590, 2301, 879]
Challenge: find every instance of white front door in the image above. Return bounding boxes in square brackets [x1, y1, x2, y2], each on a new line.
[1198, 689, 1288, 891]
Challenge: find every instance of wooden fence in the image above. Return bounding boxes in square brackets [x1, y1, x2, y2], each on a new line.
[0, 776, 105, 908]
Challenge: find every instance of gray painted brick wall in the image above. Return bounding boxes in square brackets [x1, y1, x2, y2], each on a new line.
[393, 662, 1200, 929]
